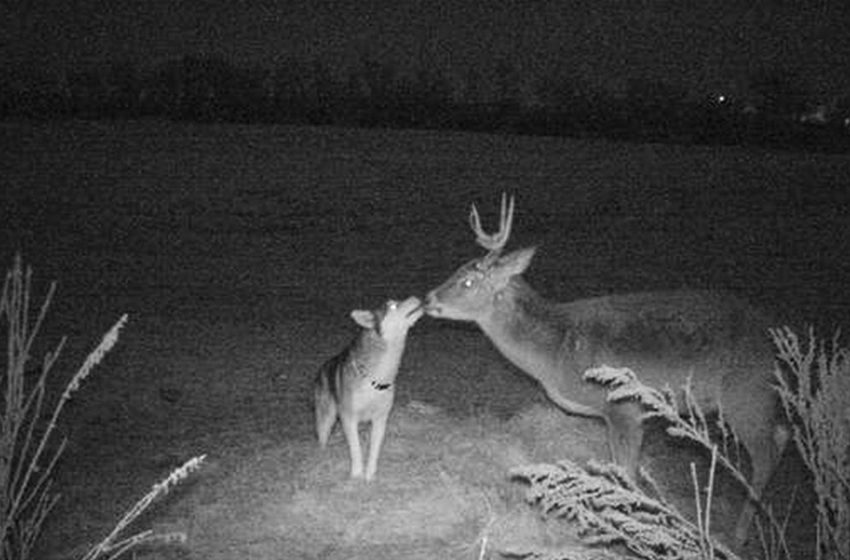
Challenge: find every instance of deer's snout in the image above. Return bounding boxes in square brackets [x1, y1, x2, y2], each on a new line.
[423, 292, 442, 316]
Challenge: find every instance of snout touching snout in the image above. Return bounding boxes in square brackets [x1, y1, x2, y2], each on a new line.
[423, 292, 442, 316]
[399, 296, 424, 320]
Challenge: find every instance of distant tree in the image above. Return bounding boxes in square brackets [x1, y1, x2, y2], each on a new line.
[101, 60, 143, 116]
[343, 55, 398, 124]
[623, 77, 688, 139]
[494, 57, 521, 107]
[66, 66, 108, 116]
[361, 55, 396, 104]
[412, 58, 451, 109]
[176, 55, 225, 120]
[142, 55, 264, 121]
[534, 71, 580, 113]
[455, 66, 485, 105]
[268, 58, 312, 120]
[0, 0, 35, 53]
[305, 60, 342, 123]
[749, 67, 809, 119]
[837, 95, 850, 128]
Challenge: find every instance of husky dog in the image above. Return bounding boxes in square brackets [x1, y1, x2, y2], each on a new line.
[314, 296, 423, 480]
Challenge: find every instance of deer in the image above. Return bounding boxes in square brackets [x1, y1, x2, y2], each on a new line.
[424, 194, 787, 545]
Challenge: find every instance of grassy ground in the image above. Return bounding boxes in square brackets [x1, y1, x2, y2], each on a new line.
[2, 120, 848, 558]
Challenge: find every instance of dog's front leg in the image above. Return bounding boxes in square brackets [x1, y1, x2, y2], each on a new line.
[340, 415, 364, 478]
[365, 412, 389, 481]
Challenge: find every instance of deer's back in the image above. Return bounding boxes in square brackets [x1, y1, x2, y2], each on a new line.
[556, 290, 776, 402]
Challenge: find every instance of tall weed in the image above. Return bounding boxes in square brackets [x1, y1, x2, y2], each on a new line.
[0, 256, 127, 558]
[1, 256, 203, 559]
[771, 327, 849, 560]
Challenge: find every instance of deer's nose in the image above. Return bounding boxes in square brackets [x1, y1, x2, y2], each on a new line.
[424, 293, 441, 314]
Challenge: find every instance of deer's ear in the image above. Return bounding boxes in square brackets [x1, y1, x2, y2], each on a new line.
[496, 247, 536, 277]
[350, 309, 376, 329]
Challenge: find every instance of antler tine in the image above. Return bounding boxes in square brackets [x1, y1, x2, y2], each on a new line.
[469, 193, 515, 254]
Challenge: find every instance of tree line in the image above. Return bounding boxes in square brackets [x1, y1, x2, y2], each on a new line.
[1, 54, 848, 152]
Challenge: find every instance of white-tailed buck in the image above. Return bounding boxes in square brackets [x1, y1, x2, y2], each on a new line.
[315, 297, 423, 481]
[424, 194, 786, 544]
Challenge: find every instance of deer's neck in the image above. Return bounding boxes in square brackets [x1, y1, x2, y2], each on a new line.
[477, 278, 605, 418]
[479, 278, 566, 364]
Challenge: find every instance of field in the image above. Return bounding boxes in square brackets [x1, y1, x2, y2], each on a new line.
[2, 121, 849, 559]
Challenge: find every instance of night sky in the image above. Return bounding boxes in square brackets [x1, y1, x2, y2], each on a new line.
[3, 0, 849, 98]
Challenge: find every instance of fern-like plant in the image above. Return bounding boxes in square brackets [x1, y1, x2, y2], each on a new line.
[511, 453, 739, 560]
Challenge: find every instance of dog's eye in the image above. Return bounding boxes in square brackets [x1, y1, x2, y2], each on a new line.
[387, 301, 398, 310]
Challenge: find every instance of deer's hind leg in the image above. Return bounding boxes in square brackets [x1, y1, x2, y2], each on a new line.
[726, 396, 789, 545]
[604, 400, 645, 481]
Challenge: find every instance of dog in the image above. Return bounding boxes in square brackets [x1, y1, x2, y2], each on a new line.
[314, 296, 423, 480]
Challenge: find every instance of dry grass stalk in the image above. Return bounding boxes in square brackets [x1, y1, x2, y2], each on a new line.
[691, 447, 718, 560]
[1, 255, 128, 559]
[2, 256, 204, 559]
[771, 327, 849, 560]
[81, 454, 206, 560]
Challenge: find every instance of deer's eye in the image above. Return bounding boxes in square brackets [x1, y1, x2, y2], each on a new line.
[461, 277, 475, 289]
[387, 301, 398, 310]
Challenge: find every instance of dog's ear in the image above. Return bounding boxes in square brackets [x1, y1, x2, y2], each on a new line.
[350, 309, 376, 329]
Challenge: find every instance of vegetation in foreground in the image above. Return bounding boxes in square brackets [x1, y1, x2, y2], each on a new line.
[510, 329, 849, 560]
[0, 256, 203, 560]
[2, 255, 845, 559]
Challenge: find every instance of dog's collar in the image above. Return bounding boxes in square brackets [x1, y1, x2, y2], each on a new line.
[352, 358, 393, 391]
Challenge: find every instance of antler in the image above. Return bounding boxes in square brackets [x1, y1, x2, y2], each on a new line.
[469, 193, 515, 256]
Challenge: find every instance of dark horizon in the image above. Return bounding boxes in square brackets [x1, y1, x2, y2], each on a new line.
[3, 0, 850, 100]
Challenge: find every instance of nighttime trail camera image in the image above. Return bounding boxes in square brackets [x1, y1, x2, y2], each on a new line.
[3, 2, 849, 556]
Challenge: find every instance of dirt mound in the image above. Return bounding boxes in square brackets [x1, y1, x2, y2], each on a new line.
[167, 401, 598, 559]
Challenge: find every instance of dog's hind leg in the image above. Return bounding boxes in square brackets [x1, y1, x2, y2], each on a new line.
[315, 397, 337, 449]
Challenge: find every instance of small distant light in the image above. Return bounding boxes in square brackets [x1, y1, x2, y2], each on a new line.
[717, 94, 726, 103]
